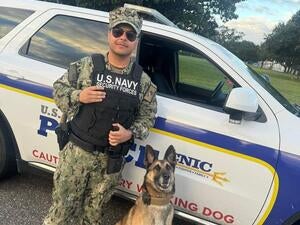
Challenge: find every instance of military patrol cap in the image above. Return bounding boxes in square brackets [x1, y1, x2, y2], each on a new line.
[109, 7, 142, 35]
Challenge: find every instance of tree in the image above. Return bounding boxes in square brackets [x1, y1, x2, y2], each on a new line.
[226, 40, 259, 63]
[42, 0, 244, 39]
[257, 42, 271, 68]
[264, 10, 300, 74]
[213, 25, 244, 46]
[213, 26, 259, 63]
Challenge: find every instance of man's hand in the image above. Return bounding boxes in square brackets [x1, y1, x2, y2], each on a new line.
[109, 123, 132, 146]
[79, 86, 106, 103]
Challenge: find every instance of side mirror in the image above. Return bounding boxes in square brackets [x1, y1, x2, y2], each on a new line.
[224, 87, 259, 124]
[261, 74, 271, 83]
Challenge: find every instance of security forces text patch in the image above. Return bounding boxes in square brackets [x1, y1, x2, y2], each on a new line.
[95, 73, 138, 96]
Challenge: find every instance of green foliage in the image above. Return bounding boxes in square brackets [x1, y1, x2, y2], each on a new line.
[251, 66, 300, 105]
[50, 0, 244, 39]
[179, 54, 299, 105]
[213, 25, 244, 45]
[257, 42, 270, 64]
[264, 10, 300, 72]
[228, 41, 259, 63]
[179, 54, 224, 89]
[214, 26, 259, 63]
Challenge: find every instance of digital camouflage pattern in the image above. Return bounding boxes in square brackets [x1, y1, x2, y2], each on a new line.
[47, 54, 157, 224]
[109, 7, 142, 35]
[43, 142, 122, 225]
[47, 6, 155, 225]
[53, 55, 157, 140]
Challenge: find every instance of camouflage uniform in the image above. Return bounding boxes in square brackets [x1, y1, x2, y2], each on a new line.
[43, 7, 157, 225]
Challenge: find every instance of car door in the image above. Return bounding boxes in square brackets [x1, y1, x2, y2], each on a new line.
[0, 9, 109, 169]
[120, 27, 279, 225]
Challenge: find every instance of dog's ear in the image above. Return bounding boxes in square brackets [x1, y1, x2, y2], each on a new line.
[164, 145, 177, 169]
[144, 145, 156, 168]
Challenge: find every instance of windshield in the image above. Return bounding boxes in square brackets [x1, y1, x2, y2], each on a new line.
[209, 42, 299, 116]
[190, 33, 299, 116]
[247, 66, 299, 116]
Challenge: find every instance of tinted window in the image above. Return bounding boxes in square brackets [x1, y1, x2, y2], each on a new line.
[179, 51, 227, 91]
[0, 7, 34, 39]
[139, 34, 236, 108]
[22, 15, 109, 68]
[177, 50, 234, 107]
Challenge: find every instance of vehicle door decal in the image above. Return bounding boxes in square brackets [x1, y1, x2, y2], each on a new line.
[150, 117, 279, 225]
[0, 73, 280, 224]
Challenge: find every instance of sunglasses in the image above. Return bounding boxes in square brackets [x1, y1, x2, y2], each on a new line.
[111, 27, 138, 42]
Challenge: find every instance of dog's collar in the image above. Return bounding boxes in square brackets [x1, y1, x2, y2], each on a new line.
[141, 185, 173, 206]
[149, 196, 172, 206]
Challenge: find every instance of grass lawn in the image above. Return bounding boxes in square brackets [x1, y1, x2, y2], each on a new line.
[179, 54, 300, 105]
[251, 66, 300, 105]
[179, 54, 225, 89]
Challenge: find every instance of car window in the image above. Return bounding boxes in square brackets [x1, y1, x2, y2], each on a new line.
[20, 15, 109, 68]
[178, 51, 229, 91]
[177, 50, 234, 107]
[0, 7, 34, 39]
[139, 34, 236, 108]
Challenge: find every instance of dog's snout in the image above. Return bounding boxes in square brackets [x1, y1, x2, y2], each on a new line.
[163, 173, 170, 181]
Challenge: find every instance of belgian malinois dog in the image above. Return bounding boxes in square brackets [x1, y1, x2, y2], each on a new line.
[116, 144, 176, 225]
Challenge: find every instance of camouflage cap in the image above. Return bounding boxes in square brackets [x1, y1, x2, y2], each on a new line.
[109, 7, 142, 35]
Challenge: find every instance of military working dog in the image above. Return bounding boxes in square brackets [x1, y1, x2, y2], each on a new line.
[116, 145, 177, 225]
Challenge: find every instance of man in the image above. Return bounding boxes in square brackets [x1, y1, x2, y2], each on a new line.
[43, 7, 157, 225]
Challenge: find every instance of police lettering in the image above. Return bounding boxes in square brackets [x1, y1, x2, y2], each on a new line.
[38, 115, 58, 137]
[176, 153, 213, 172]
[126, 144, 159, 169]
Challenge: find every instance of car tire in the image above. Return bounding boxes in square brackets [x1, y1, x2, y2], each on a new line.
[0, 122, 17, 179]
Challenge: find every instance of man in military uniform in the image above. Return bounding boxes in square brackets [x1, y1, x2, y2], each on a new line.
[43, 7, 157, 225]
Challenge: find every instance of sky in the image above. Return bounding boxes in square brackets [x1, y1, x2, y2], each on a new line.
[221, 0, 300, 45]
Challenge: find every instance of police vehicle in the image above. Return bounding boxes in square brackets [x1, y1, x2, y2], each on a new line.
[0, 1, 300, 224]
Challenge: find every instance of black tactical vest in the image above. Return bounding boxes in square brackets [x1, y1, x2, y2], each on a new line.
[70, 54, 142, 147]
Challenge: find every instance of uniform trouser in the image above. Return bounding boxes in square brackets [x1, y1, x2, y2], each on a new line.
[43, 142, 122, 225]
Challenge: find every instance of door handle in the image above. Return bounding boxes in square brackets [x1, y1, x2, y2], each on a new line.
[5, 70, 24, 80]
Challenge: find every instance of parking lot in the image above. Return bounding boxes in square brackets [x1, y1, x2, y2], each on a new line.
[0, 171, 194, 225]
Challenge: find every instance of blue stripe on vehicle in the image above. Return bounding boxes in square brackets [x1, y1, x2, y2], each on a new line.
[0, 73, 278, 165]
[154, 117, 278, 167]
[264, 151, 300, 225]
[0, 73, 53, 99]
[1, 73, 279, 164]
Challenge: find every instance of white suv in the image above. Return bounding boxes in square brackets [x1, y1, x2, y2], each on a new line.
[0, 1, 300, 225]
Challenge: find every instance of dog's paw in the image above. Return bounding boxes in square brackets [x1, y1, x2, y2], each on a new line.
[142, 192, 151, 205]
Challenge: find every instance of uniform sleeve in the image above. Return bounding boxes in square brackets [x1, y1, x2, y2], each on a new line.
[130, 72, 157, 140]
[53, 56, 93, 118]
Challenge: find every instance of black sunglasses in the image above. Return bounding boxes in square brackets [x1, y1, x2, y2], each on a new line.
[111, 27, 138, 42]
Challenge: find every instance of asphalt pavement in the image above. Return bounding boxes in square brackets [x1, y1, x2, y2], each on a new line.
[0, 171, 194, 225]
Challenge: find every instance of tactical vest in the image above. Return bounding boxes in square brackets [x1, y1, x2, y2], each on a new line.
[70, 54, 142, 147]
